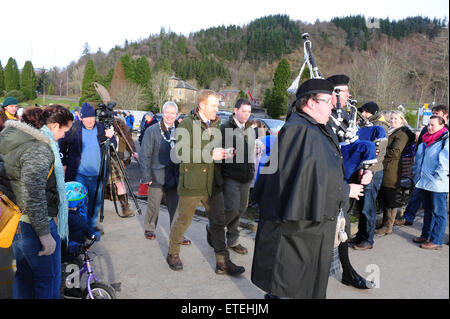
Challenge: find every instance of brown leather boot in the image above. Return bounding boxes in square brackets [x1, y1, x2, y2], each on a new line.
[375, 208, 395, 235]
[118, 194, 135, 217]
[215, 255, 245, 276]
[167, 253, 183, 271]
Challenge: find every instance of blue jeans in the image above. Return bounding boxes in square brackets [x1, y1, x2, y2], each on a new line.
[402, 187, 423, 223]
[420, 189, 448, 245]
[356, 170, 383, 245]
[12, 219, 61, 299]
[75, 173, 103, 231]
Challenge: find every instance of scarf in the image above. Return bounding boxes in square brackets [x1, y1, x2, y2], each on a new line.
[5, 110, 18, 120]
[387, 126, 401, 136]
[40, 125, 69, 242]
[422, 127, 448, 147]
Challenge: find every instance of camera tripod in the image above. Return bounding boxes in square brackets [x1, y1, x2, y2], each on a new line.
[93, 134, 142, 222]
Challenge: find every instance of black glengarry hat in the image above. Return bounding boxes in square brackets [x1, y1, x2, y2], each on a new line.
[296, 79, 335, 99]
[326, 74, 350, 87]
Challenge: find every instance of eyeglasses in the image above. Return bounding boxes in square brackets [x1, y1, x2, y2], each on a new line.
[314, 98, 332, 105]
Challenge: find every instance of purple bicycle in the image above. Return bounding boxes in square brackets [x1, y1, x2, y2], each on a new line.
[64, 236, 116, 299]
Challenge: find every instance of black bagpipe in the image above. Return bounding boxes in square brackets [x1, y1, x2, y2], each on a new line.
[288, 33, 383, 183]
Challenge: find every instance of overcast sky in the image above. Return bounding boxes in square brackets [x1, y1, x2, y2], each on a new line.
[1, 0, 448, 69]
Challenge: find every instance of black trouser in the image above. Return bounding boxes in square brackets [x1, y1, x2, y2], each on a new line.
[223, 177, 251, 247]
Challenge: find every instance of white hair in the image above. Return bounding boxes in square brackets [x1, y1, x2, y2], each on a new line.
[162, 101, 178, 114]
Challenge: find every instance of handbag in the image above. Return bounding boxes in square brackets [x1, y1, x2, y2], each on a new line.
[0, 190, 23, 248]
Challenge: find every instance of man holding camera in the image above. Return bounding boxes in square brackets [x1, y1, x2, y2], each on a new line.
[59, 102, 115, 236]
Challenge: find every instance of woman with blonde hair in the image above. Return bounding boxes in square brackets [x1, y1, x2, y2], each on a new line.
[376, 110, 415, 235]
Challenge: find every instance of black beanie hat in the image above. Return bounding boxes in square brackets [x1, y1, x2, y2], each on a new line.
[80, 103, 96, 118]
[358, 102, 379, 116]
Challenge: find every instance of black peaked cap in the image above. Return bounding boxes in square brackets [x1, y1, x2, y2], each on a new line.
[296, 79, 335, 99]
[326, 74, 350, 87]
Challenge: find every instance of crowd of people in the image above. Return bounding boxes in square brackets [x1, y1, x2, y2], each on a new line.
[0, 81, 448, 298]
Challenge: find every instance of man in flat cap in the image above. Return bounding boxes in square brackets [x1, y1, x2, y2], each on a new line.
[251, 79, 368, 298]
[0, 96, 19, 132]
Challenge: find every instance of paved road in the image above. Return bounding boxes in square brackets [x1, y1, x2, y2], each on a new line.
[87, 196, 448, 299]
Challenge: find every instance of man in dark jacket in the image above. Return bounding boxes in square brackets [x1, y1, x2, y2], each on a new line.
[220, 98, 254, 255]
[59, 103, 115, 234]
[251, 79, 368, 299]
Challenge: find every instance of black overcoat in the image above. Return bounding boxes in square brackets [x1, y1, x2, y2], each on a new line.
[251, 111, 350, 299]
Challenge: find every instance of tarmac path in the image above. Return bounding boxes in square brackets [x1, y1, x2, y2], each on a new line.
[89, 197, 449, 299]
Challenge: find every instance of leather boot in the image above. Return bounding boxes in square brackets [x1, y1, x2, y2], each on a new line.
[118, 194, 135, 217]
[375, 208, 395, 235]
[215, 254, 245, 276]
[167, 253, 183, 271]
[339, 242, 375, 289]
[376, 208, 388, 229]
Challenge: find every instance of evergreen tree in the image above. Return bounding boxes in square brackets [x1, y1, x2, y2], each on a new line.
[267, 58, 290, 118]
[238, 90, 248, 99]
[103, 68, 114, 89]
[4, 57, 20, 92]
[120, 54, 137, 83]
[36, 70, 50, 95]
[135, 56, 152, 86]
[262, 88, 271, 109]
[20, 61, 37, 100]
[48, 83, 54, 95]
[4, 89, 26, 102]
[135, 56, 154, 108]
[0, 61, 5, 96]
[154, 57, 171, 73]
[176, 37, 187, 55]
[80, 59, 101, 104]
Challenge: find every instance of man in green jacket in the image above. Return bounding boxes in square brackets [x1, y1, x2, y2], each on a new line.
[167, 90, 245, 276]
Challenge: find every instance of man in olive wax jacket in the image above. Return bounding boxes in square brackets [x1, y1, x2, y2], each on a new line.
[167, 90, 245, 276]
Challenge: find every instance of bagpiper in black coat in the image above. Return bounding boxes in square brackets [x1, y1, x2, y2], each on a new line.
[251, 110, 350, 299]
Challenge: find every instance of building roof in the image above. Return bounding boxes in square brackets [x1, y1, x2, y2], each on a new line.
[218, 90, 240, 94]
[175, 80, 197, 91]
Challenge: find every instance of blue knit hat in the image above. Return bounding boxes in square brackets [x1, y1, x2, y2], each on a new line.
[80, 102, 96, 118]
[1, 96, 19, 108]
